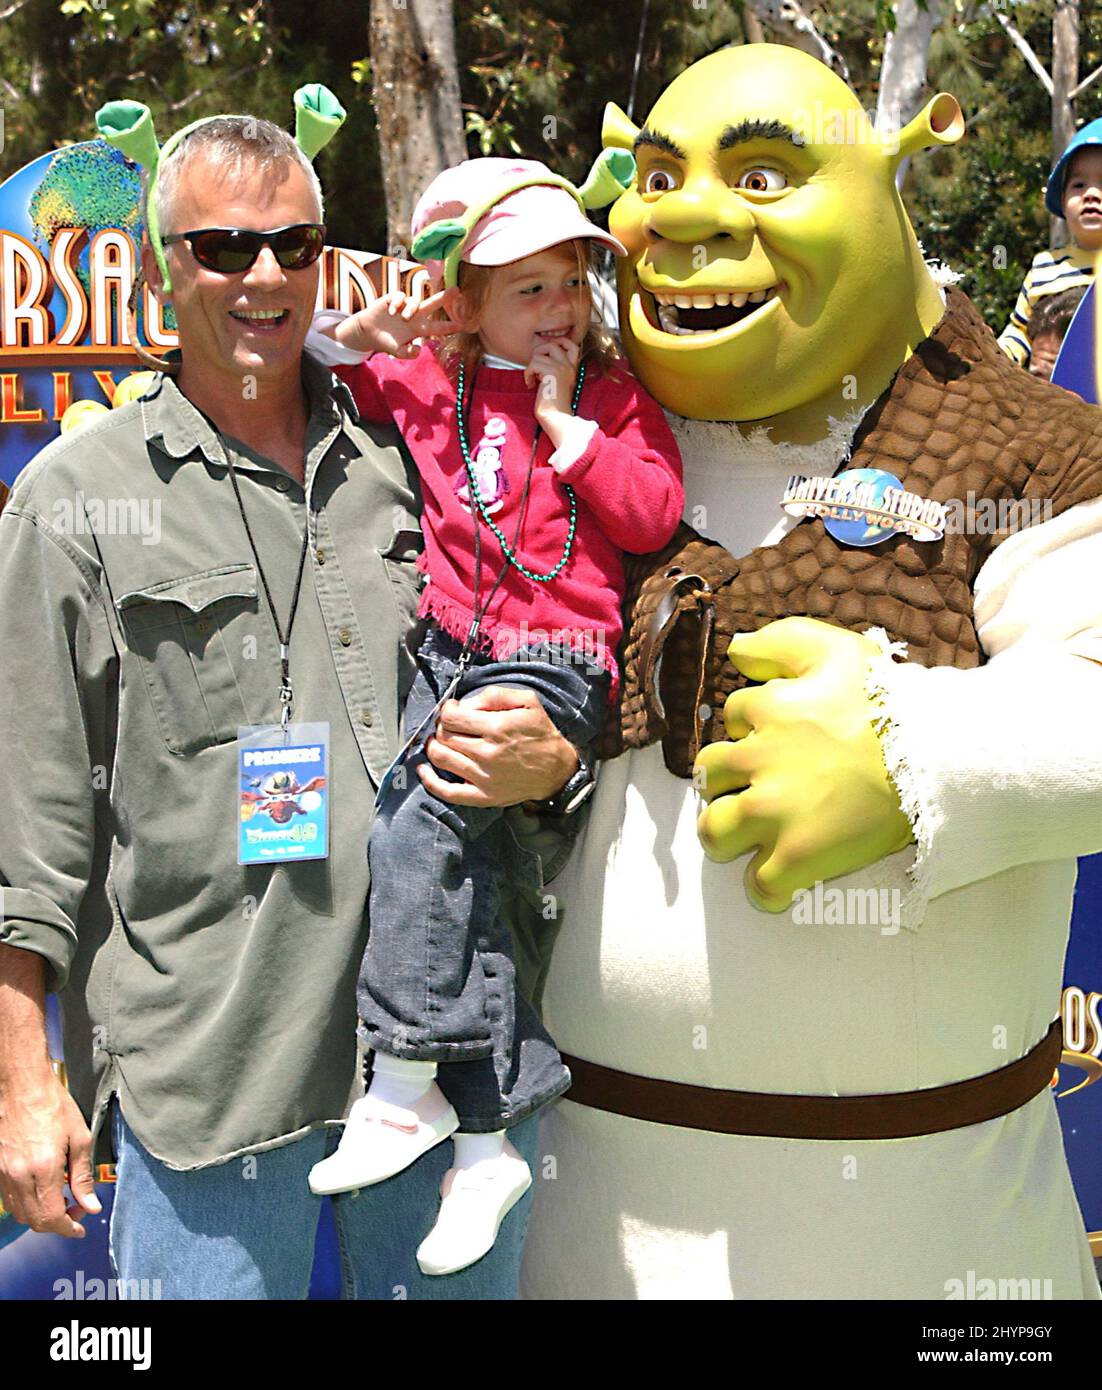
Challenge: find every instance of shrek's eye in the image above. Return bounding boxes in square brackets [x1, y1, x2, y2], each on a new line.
[643, 168, 679, 194]
[737, 168, 787, 194]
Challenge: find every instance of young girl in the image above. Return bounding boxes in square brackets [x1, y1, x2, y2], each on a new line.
[305, 157, 684, 1275]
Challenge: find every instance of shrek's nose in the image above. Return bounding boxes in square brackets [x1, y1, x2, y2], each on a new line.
[644, 185, 757, 246]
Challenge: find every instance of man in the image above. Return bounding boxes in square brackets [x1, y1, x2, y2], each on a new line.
[523, 45, 1102, 1299]
[0, 110, 578, 1299]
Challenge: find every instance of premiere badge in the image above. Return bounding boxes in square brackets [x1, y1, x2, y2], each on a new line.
[238, 723, 330, 865]
[782, 467, 946, 547]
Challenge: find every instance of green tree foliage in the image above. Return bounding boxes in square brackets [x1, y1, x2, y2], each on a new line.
[453, 0, 747, 183]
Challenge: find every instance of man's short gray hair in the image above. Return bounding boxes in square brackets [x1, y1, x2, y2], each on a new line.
[149, 115, 325, 235]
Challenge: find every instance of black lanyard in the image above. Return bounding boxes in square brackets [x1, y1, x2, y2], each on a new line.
[225, 459, 310, 731]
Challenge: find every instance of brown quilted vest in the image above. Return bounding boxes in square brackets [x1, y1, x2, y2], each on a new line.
[598, 286, 1102, 777]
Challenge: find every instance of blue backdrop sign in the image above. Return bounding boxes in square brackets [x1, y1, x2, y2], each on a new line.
[1052, 284, 1097, 405]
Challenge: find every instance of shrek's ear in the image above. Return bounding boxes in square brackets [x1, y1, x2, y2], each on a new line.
[578, 148, 636, 208]
[891, 94, 964, 169]
[294, 83, 347, 159]
[96, 100, 161, 171]
[602, 101, 640, 152]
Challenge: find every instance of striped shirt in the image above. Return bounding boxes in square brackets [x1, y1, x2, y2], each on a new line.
[997, 242, 1094, 365]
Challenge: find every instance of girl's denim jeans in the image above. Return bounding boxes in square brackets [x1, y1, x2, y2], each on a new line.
[358, 623, 608, 1131]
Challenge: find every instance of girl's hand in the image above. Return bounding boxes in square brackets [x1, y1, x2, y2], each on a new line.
[526, 338, 579, 444]
[334, 288, 461, 359]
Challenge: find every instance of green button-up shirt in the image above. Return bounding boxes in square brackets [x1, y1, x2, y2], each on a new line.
[0, 355, 569, 1170]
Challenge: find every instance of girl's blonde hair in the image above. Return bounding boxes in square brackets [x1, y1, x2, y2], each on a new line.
[435, 238, 625, 383]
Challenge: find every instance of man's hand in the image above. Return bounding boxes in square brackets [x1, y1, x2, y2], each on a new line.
[334, 288, 461, 359]
[526, 337, 579, 449]
[420, 685, 579, 807]
[694, 617, 914, 912]
[0, 1070, 100, 1239]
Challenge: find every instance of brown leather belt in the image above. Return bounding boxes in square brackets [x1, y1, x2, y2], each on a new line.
[560, 1020, 1062, 1140]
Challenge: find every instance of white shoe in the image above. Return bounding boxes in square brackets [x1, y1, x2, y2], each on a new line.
[416, 1153, 532, 1276]
[308, 1091, 459, 1195]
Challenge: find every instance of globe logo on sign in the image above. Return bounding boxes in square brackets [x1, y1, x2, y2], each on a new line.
[819, 467, 902, 547]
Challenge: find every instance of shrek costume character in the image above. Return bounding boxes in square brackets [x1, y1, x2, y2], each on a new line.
[0, 89, 577, 1301]
[522, 46, 1102, 1300]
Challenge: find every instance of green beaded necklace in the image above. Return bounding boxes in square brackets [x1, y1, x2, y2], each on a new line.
[456, 359, 585, 584]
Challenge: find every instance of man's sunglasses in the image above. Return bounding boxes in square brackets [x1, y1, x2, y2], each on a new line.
[160, 224, 327, 274]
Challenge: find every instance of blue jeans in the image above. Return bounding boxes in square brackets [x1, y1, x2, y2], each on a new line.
[360, 624, 608, 1131]
[108, 1100, 539, 1299]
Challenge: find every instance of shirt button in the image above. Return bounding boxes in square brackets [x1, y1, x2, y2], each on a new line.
[359, 709, 373, 727]
[274, 477, 292, 492]
[338, 628, 352, 646]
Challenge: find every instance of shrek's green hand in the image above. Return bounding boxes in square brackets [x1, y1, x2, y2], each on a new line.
[694, 617, 915, 912]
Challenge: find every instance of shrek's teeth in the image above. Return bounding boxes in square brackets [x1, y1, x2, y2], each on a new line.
[649, 285, 780, 334]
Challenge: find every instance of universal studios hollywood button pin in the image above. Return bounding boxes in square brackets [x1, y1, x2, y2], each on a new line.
[782, 468, 946, 547]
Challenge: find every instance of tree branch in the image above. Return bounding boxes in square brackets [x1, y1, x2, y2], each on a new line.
[742, 2, 766, 44]
[989, 7, 1053, 95]
[744, 0, 850, 84]
[1071, 62, 1102, 100]
[163, 55, 274, 113]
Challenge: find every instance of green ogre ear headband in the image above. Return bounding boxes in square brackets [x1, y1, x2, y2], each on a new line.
[95, 84, 346, 294]
[410, 147, 636, 289]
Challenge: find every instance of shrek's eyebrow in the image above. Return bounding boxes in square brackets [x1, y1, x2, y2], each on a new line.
[633, 128, 687, 160]
[718, 120, 802, 150]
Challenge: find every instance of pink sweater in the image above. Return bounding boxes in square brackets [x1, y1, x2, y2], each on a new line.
[338, 349, 684, 695]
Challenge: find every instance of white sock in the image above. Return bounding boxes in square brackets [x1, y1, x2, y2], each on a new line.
[452, 1130, 507, 1169]
[367, 1052, 438, 1108]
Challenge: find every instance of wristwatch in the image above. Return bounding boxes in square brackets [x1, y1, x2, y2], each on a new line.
[530, 745, 598, 818]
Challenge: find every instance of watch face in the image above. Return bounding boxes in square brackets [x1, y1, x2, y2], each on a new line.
[563, 775, 598, 816]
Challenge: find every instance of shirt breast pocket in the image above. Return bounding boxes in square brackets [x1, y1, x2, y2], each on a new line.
[116, 563, 278, 756]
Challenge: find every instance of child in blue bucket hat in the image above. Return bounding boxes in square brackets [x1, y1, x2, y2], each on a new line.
[998, 116, 1102, 368]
